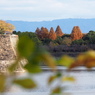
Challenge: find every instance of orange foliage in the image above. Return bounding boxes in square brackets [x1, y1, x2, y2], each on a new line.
[48, 27, 57, 40]
[71, 26, 83, 41]
[35, 27, 41, 38]
[40, 27, 49, 39]
[35, 27, 49, 39]
[0, 20, 15, 33]
[55, 25, 64, 37]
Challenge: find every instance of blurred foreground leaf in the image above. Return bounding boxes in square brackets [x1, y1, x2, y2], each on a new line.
[57, 55, 75, 67]
[0, 75, 6, 92]
[48, 75, 57, 85]
[8, 61, 18, 72]
[48, 72, 62, 85]
[70, 50, 95, 69]
[17, 35, 34, 58]
[41, 53, 56, 71]
[25, 63, 42, 73]
[51, 86, 62, 95]
[13, 78, 36, 89]
[62, 76, 75, 82]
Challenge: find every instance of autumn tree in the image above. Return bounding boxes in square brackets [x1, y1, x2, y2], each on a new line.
[71, 26, 83, 41]
[41, 27, 49, 39]
[55, 25, 64, 37]
[0, 20, 15, 34]
[35, 27, 41, 38]
[35, 27, 49, 40]
[35, 27, 40, 34]
[48, 27, 56, 40]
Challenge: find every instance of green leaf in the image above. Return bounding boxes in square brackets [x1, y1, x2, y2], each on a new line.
[41, 53, 56, 71]
[48, 73, 62, 85]
[17, 35, 34, 58]
[8, 62, 18, 72]
[48, 75, 57, 85]
[24, 63, 42, 73]
[13, 78, 37, 89]
[57, 55, 75, 67]
[56, 72, 62, 78]
[51, 87, 62, 95]
[0, 75, 6, 92]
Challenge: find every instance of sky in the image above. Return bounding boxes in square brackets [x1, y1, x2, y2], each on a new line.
[0, 0, 95, 21]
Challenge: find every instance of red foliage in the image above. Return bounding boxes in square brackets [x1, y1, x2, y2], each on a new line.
[48, 27, 57, 40]
[55, 25, 64, 37]
[71, 26, 83, 41]
[35, 27, 41, 38]
[35, 27, 49, 39]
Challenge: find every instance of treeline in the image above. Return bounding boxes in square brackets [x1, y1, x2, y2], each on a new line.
[13, 31, 42, 45]
[13, 26, 95, 46]
[13, 26, 95, 57]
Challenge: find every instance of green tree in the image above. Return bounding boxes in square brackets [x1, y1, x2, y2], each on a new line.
[18, 32, 42, 45]
[83, 30, 95, 44]
[54, 36, 63, 45]
[41, 38, 52, 45]
[72, 39, 85, 45]
[62, 37, 72, 46]
[61, 34, 70, 39]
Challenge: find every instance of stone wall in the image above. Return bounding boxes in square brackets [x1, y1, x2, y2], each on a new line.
[0, 34, 17, 60]
[0, 60, 25, 73]
[0, 34, 26, 73]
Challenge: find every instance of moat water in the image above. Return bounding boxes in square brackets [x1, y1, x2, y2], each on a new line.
[3, 67, 95, 95]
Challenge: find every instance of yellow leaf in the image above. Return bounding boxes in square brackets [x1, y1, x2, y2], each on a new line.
[48, 75, 57, 85]
[41, 53, 56, 71]
[58, 55, 75, 67]
[62, 76, 75, 82]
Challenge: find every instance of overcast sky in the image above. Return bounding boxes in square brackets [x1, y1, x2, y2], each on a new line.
[0, 0, 95, 21]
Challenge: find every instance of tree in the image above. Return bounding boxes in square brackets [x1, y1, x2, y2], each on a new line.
[18, 32, 42, 45]
[54, 36, 63, 45]
[0, 20, 15, 34]
[35, 27, 49, 40]
[62, 37, 72, 46]
[40, 27, 49, 39]
[82, 30, 95, 44]
[41, 38, 52, 45]
[61, 34, 70, 39]
[55, 25, 64, 37]
[71, 26, 83, 41]
[35, 27, 40, 34]
[48, 27, 57, 40]
[72, 39, 85, 45]
[35, 27, 41, 38]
